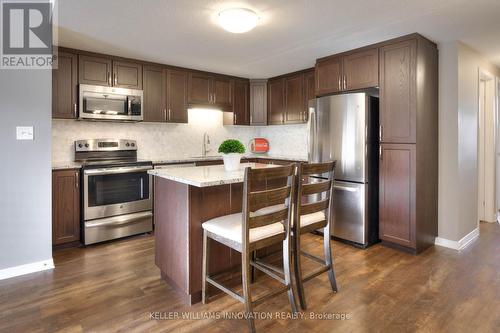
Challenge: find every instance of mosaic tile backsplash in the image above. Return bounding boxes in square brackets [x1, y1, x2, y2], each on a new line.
[52, 109, 308, 163]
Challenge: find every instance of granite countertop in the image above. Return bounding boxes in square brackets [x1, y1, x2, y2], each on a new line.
[148, 162, 277, 187]
[52, 161, 83, 170]
[151, 154, 307, 165]
[52, 154, 307, 170]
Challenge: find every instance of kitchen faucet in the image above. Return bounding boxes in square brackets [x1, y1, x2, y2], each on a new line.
[202, 132, 211, 156]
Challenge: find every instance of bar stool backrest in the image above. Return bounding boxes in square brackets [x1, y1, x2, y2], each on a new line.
[242, 164, 297, 250]
[295, 161, 336, 231]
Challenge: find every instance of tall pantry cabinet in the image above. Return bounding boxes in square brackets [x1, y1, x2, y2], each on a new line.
[378, 35, 438, 253]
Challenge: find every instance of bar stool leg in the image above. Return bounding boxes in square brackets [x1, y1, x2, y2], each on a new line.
[323, 226, 338, 293]
[283, 235, 298, 313]
[293, 232, 307, 310]
[202, 230, 210, 304]
[242, 251, 256, 332]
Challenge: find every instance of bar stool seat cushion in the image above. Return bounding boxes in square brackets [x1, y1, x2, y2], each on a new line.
[299, 211, 326, 227]
[202, 211, 284, 244]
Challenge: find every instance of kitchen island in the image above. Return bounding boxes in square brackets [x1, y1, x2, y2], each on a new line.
[149, 162, 283, 305]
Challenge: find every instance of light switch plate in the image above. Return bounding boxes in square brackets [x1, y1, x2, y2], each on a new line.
[16, 126, 34, 140]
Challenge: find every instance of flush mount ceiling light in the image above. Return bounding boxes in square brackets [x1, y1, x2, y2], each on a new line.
[218, 8, 259, 33]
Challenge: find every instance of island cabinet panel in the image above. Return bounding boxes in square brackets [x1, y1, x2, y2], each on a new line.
[343, 48, 379, 91]
[52, 51, 78, 119]
[143, 65, 166, 122]
[78, 55, 112, 86]
[267, 78, 285, 124]
[379, 144, 416, 248]
[52, 169, 80, 245]
[154, 178, 243, 305]
[166, 69, 189, 123]
[284, 74, 306, 123]
[379, 39, 417, 144]
[112, 60, 142, 89]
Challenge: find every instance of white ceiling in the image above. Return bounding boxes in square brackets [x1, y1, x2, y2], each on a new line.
[56, 0, 500, 78]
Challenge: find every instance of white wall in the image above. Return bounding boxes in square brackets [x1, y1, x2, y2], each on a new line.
[52, 109, 308, 163]
[438, 41, 500, 242]
[0, 70, 53, 274]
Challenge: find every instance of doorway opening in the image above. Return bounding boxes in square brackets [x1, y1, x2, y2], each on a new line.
[477, 69, 497, 223]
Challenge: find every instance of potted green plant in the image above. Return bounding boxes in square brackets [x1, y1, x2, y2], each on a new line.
[218, 139, 246, 171]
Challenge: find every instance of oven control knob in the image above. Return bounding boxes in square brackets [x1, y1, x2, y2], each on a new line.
[78, 144, 83, 148]
[131, 143, 135, 147]
[84, 143, 89, 148]
[126, 143, 130, 147]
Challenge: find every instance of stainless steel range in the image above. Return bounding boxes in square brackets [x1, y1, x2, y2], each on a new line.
[75, 139, 153, 245]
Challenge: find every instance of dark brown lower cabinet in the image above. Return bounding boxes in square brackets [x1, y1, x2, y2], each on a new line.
[52, 169, 81, 245]
[379, 144, 416, 249]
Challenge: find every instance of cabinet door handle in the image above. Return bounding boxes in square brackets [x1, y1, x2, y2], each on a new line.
[379, 146, 383, 160]
[338, 76, 341, 90]
[213, 93, 216, 104]
[234, 113, 236, 124]
[107, 72, 111, 85]
[114, 73, 117, 86]
[343, 75, 347, 90]
[75, 172, 79, 188]
[168, 109, 171, 120]
[73, 103, 77, 117]
[163, 108, 167, 121]
[379, 125, 383, 140]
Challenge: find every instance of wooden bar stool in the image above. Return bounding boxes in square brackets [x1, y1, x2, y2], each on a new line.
[202, 164, 298, 332]
[293, 161, 338, 310]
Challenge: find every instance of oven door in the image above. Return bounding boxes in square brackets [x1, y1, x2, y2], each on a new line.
[83, 165, 152, 221]
[79, 84, 143, 121]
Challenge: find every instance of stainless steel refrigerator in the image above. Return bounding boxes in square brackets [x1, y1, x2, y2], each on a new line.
[308, 92, 379, 247]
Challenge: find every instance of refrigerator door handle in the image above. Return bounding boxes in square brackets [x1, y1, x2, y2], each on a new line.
[334, 184, 358, 192]
[308, 107, 316, 162]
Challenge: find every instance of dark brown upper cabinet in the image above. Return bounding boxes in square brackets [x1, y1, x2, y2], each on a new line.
[188, 73, 212, 105]
[315, 56, 342, 96]
[315, 47, 379, 96]
[143, 65, 166, 122]
[267, 70, 312, 125]
[113, 60, 143, 89]
[379, 40, 417, 144]
[284, 73, 305, 123]
[79, 55, 142, 89]
[304, 69, 315, 101]
[143, 67, 188, 123]
[249, 80, 267, 126]
[79, 55, 112, 86]
[52, 169, 80, 245]
[212, 77, 233, 111]
[166, 69, 189, 123]
[188, 73, 233, 111]
[53, 51, 78, 119]
[267, 78, 285, 125]
[343, 48, 379, 91]
[231, 79, 249, 125]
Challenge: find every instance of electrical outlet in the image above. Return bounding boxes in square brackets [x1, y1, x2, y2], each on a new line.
[16, 126, 34, 140]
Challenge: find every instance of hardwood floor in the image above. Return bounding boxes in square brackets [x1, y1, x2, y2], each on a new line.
[1, 222, 498, 333]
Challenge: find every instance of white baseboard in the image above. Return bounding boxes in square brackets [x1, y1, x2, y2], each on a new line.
[435, 227, 479, 251]
[0, 259, 54, 281]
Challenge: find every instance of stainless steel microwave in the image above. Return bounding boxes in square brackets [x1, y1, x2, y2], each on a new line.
[79, 84, 143, 122]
